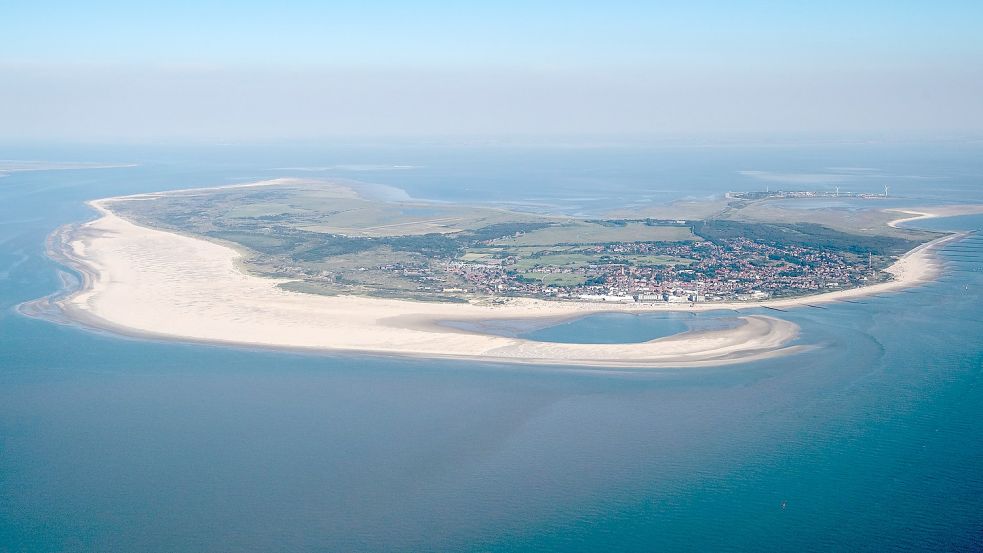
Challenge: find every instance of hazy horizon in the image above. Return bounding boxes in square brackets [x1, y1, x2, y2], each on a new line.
[3, 1, 983, 142]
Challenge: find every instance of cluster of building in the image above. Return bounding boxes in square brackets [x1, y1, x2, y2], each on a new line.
[261, 235, 879, 304]
[728, 188, 889, 200]
[441, 237, 875, 303]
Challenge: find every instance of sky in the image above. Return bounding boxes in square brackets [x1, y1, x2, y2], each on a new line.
[2, 0, 982, 141]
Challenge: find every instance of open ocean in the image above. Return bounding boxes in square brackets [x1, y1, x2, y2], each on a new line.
[1, 141, 982, 552]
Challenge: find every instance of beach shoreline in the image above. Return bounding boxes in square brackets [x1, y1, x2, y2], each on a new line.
[22, 191, 971, 368]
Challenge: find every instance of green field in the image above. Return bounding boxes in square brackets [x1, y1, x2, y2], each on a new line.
[630, 255, 694, 266]
[512, 253, 600, 270]
[491, 221, 696, 246]
[116, 180, 550, 239]
[519, 272, 589, 286]
[460, 252, 498, 261]
[226, 202, 303, 218]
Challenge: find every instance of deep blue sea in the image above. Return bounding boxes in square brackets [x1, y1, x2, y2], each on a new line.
[1, 141, 982, 552]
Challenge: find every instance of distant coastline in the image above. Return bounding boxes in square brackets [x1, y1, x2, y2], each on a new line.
[0, 160, 137, 178]
[21, 186, 973, 368]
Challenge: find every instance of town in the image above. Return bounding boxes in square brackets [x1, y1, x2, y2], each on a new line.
[387, 235, 880, 304]
[728, 187, 890, 200]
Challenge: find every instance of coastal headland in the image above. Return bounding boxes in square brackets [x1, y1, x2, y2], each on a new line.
[31, 182, 973, 368]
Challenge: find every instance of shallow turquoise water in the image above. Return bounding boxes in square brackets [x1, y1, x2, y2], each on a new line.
[1, 145, 982, 552]
[523, 313, 688, 343]
[519, 312, 737, 344]
[445, 312, 719, 344]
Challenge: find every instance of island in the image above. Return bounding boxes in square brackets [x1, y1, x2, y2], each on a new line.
[37, 178, 967, 368]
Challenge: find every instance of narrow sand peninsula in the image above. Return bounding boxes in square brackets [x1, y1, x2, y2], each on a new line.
[886, 205, 983, 229]
[47, 199, 813, 368]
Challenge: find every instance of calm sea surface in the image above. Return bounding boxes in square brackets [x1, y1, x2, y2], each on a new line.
[1, 142, 982, 551]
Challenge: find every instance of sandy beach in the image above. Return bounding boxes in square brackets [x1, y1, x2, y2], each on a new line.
[40, 195, 969, 368]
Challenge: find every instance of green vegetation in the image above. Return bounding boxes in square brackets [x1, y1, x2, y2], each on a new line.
[491, 221, 696, 246]
[109, 179, 944, 301]
[512, 253, 598, 270]
[630, 255, 694, 267]
[226, 203, 299, 218]
[518, 272, 589, 286]
[690, 220, 921, 256]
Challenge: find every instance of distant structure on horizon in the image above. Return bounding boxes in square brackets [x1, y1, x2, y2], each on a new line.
[728, 189, 891, 200]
